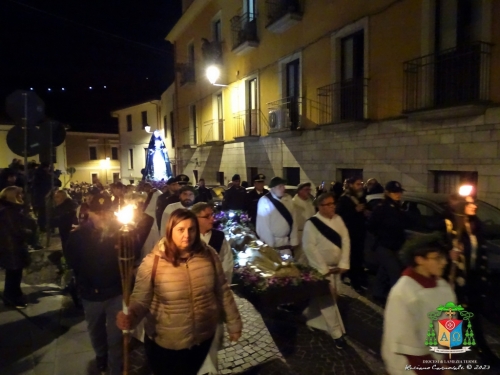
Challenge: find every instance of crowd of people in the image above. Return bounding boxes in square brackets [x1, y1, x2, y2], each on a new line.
[0, 164, 498, 375]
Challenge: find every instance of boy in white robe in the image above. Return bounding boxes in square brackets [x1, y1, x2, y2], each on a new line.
[382, 234, 455, 375]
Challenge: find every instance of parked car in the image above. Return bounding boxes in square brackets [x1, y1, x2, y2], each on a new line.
[365, 192, 500, 272]
[246, 185, 299, 197]
[208, 185, 226, 206]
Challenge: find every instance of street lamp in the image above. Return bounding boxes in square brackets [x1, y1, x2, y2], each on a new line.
[459, 184, 473, 197]
[206, 65, 227, 87]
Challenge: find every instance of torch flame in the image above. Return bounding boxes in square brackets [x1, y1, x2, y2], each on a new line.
[458, 185, 473, 197]
[115, 205, 135, 225]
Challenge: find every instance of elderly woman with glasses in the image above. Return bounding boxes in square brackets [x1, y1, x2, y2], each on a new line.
[117, 208, 242, 375]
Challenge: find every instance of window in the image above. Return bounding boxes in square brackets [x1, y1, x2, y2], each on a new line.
[285, 59, 300, 130]
[401, 200, 442, 233]
[213, 18, 222, 42]
[340, 31, 365, 121]
[338, 168, 363, 183]
[89, 146, 97, 160]
[246, 78, 258, 135]
[217, 93, 224, 140]
[432, 171, 478, 194]
[128, 149, 134, 169]
[113, 173, 120, 183]
[170, 111, 176, 148]
[141, 111, 148, 129]
[126, 114, 132, 132]
[216, 171, 224, 186]
[283, 167, 300, 186]
[189, 105, 197, 145]
[246, 0, 256, 21]
[144, 148, 148, 163]
[91, 173, 98, 183]
[111, 147, 118, 160]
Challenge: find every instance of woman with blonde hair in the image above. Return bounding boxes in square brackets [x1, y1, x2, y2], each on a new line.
[117, 208, 242, 375]
[0, 186, 31, 308]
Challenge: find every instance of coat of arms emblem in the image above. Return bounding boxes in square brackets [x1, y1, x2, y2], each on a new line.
[426, 302, 475, 355]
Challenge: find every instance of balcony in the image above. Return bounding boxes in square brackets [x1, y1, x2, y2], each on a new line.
[181, 128, 197, 149]
[266, 0, 303, 33]
[403, 42, 492, 120]
[180, 64, 195, 86]
[230, 13, 259, 55]
[202, 119, 225, 146]
[266, 97, 303, 137]
[317, 78, 369, 131]
[233, 110, 261, 141]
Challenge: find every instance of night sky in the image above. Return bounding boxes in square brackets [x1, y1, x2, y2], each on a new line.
[0, 0, 182, 133]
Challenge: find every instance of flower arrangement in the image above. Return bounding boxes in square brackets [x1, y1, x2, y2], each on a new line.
[234, 264, 326, 294]
[214, 209, 252, 231]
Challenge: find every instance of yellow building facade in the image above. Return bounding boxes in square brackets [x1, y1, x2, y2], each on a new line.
[168, 0, 500, 206]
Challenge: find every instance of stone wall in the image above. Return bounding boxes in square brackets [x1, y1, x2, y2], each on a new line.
[178, 107, 500, 207]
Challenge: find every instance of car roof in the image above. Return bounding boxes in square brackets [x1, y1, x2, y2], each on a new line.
[367, 192, 449, 202]
[246, 185, 298, 191]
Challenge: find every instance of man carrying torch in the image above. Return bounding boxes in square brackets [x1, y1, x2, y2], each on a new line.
[65, 194, 142, 375]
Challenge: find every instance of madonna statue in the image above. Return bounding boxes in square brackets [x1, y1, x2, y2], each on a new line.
[144, 130, 173, 181]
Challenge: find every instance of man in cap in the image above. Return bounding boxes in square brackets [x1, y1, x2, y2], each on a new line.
[336, 176, 368, 293]
[302, 192, 350, 349]
[160, 185, 196, 234]
[222, 174, 247, 211]
[65, 194, 140, 375]
[292, 182, 315, 263]
[247, 174, 268, 226]
[256, 177, 298, 258]
[368, 181, 416, 303]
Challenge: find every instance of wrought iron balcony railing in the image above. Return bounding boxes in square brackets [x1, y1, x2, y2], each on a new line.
[233, 110, 260, 137]
[266, 0, 304, 27]
[202, 119, 225, 143]
[317, 78, 368, 125]
[230, 12, 258, 51]
[267, 97, 302, 131]
[403, 42, 491, 112]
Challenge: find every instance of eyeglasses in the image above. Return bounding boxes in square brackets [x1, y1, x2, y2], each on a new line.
[320, 202, 335, 207]
[197, 213, 214, 219]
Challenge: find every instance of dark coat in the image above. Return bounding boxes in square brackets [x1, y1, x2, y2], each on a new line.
[222, 185, 247, 210]
[52, 198, 78, 252]
[0, 199, 30, 270]
[367, 197, 415, 251]
[336, 191, 367, 248]
[32, 168, 52, 207]
[65, 221, 131, 301]
[195, 186, 212, 203]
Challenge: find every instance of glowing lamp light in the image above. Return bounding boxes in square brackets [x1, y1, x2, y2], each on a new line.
[30, 88, 33, 91]
[228, 212, 235, 218]
[206, 65, 220, 85]
[459, 185, 473, 197]
[144, 125, 151, 133]
[62, 88, 65, 91]
[89, 86, 92, 90]
[48, 88, 51, 91]
[115, 205, 135, 225]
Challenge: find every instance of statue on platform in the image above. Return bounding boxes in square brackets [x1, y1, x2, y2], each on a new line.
[144, 130, 172, 182]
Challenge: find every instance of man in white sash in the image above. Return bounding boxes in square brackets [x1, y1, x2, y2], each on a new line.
[302, 193, 350, 349]
[193, 202, 234, 375]
[256, 176, 298, 258]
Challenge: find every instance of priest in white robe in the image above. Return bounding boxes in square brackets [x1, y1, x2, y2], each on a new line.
[256, 176, 298, 258]
[302, 192, 350, 349]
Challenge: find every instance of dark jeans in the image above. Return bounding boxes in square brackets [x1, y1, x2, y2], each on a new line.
[145, 335, 213, 375]
[4, 269, 24, 301]
[35, 205, 47, 231]
[81, 295, 123, 375]
[373, 246, 402, 299]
